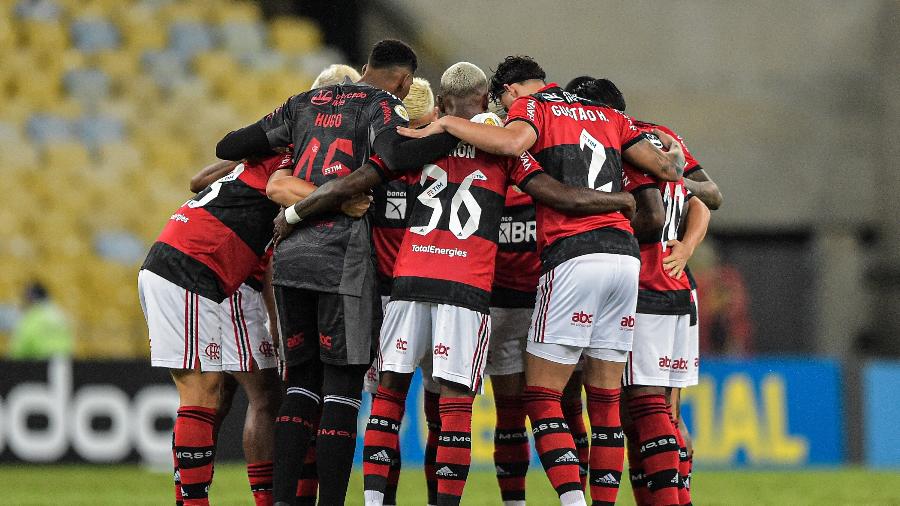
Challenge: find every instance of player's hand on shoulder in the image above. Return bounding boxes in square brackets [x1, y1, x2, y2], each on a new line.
[618, 191, 636, 220]
[652, 128, 677, 150]
[662, 239, 692, 279]
[341, 193, 374, 218]
[397, 118, 444, 138]
[273, 208, 295, 244]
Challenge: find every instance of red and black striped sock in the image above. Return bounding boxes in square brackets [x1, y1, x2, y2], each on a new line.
[628, 395, 680, 505]
[384, 449, 402, 505]
[172, 433, 184, 506]
[435, 396, 474, 506]
[624, 424, 651, 506]
[247, 461, 273, 506]
[585, 386, 624, 506]
[524, 386, 585, 505]
[363, 385, 406, 504]
[563, 396, 589, 490]
[295, 438, 318, 505]
[494, 393, 529, 505]
[669, 416, 691, 506]
[683, 454, 693, 505]
[424, 390, 441, 506]
[174, 406, 217, 506]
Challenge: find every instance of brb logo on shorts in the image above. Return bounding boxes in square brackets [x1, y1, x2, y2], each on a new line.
[204, 343, 220, 360]
[395, 338, 408, 351]
[433, 343, 451, 359]
[620, 315, 635, 331]
[571, 311, 594, 327]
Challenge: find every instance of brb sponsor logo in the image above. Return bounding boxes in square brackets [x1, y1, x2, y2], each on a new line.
[571, 311, 594, 327]
[0, 359, 179, 465]
[659, 355, 689, 371]
[433, 343, 451, 359]
[499, 218, 537, 244]
[620, 315, 635, 331]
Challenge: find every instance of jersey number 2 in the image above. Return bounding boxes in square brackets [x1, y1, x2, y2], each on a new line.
[187, 164, 245, 208]
[410, 163, 485, 240]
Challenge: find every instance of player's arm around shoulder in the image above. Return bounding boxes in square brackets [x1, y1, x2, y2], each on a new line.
[190, 160, 240, 193]
[623, 129, 685, 182]
[265, 168, 318, 208]
[520, 172, 635, 218]
[684, 168, 723, 210]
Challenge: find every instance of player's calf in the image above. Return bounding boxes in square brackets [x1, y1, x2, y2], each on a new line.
[626, 388, 681, 505]
[492, 374, 529, 506]
[435, 381, 476, 506]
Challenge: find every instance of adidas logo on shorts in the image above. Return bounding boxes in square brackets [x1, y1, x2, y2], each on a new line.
[369, 450, 392, 463]
[435, 466, 457, 478]
[555, 451, 580, 464]
[595, 473, 619, 486]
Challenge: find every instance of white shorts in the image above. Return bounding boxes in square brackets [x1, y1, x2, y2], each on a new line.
[139, 270, 277, 372]
[485, 307, 532, 376]
[527, 253, 639, 364]
[682, 289, 700, 386]
[623, 313, 692, 387]
[526, 341, 628, 365]
[220, 284, 279, 371]
[378, 300, 490, 392]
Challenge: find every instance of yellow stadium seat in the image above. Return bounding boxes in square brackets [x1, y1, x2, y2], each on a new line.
[118, 10, 166, 51]
[263, 71, 314, 102]
[269, 17, 323, 54]
[194, 51, 240, 84]
[158, 2, 207, 23]
[11, 72, 62, 108]
[0, 16, 15, 49]
[43, 141, 91, 171]
[0, 139, 39, 168]
[21, 20, 70, 54]
[212, 1, 262, 23]
[0, 98, 32, 124]
[98, 141, 143, 171]
[43, 97, 84, 119]
[93, 49, 141, 88]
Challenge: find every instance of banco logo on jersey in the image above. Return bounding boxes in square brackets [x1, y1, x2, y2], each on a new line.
[571, 311, 594, 327]
[385, 197, 407, 220]
[499, 220, 536, 244]
[620, 315, 635, 330]
[311, 89, 333, 105]
[433, 343, 451, 358]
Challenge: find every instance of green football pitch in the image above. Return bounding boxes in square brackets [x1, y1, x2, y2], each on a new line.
[3, 464, 899, 505]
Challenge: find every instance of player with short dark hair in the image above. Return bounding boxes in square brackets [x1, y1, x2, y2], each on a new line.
[216, 39, 460, 506]
[398, 55, 686, 506]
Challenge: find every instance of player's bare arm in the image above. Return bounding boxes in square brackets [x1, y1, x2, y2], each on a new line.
[397, 117, 537, 157]
[684, 168, 723, 210]
[630, 188, 666, 243]
[622, 133, 685, 182]
[663, 197, 710, 279]
[265, 168, 318, 207]
[262, 258, 279, 347]
[520, 172, 636, 219]
[189, 160, 240, 193]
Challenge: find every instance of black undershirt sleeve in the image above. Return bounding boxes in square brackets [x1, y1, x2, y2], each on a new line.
[216, 123, 271, 161]
[372, 129, 460, 173]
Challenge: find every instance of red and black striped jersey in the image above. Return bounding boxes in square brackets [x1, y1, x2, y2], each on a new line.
[371, 175, 410, 295]
[506, 83, 644, 272]
[491, 186, 540, 308]
[391, 146, 543, 313]
[142, 152, 292, 302]
[623, 122, 696, 314]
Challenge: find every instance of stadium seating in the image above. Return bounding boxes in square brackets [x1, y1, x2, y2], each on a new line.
[1, 0, 332, 357]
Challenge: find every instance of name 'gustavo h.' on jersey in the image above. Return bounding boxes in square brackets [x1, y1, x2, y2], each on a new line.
[142, 152, 293, 302]
[254, 80, 409, 295]
[505, 84, 646, 272]
[391, 143, 543, 314]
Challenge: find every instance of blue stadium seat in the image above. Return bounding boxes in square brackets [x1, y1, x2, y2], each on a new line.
[236, 50, 285, 72]
[218, 20, 267, 54]
[142, 49, 190, 89]
[26, 114, 71, 144]
[73, 114, 125, 151]
[63, 68, 111, 105]
[14, 0, 61, 21]
[70, 17, 119, 53]
[169, 21, 216, 58]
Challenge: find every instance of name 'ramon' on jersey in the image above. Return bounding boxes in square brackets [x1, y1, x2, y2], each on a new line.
[389, 135, 543, 313]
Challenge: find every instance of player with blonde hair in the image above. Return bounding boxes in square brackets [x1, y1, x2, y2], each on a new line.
[311, 63, 361, 89]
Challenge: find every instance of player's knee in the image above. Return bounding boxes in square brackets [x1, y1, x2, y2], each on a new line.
[321, 363, 368, 399]
[379, 370, 413, 392]
[284, 362, 324, 391]
[438, 379, 475, 398]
